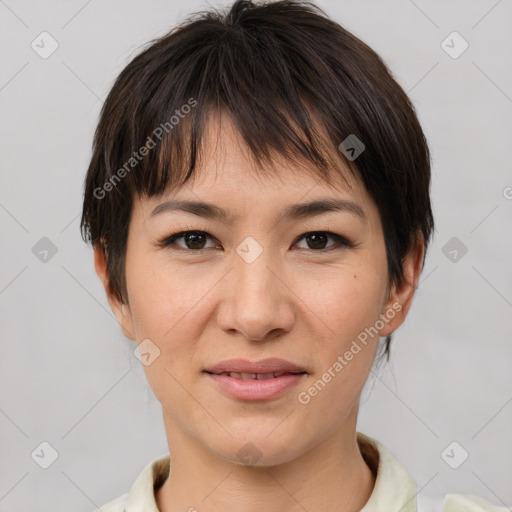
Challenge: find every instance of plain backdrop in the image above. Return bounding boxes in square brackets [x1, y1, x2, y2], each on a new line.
[0, 0, 511, 510]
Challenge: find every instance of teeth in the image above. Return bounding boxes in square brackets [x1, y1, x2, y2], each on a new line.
[213, 370, 306, 379]
[256, 372, 275, 380]
[218, 371, 293, 379]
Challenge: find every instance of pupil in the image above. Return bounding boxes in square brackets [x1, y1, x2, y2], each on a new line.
[186, 232, 205, 249]
[308, 233, 327, 249]
[183, 232, 328, 250]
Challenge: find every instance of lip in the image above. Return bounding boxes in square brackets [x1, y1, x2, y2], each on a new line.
[206, 372, 307, 401]
[203, 358, 307, 401]
[204, 357, 307, 375]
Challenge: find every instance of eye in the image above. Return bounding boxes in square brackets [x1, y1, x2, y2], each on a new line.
[294, 231, 354, 251]
[158, 230, 218, 251]
[158, 229, 354, 253]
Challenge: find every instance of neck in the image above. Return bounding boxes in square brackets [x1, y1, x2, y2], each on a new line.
[155, 419, 376, 512]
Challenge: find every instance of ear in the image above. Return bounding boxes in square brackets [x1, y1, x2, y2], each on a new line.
[379, 233, 425, 337]
[94, 244, 136, 341]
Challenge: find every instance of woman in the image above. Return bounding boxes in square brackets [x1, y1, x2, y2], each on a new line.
[80, 1, 506, 510]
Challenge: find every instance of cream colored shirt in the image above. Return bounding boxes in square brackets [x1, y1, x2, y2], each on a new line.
[97, 432, 507, 512]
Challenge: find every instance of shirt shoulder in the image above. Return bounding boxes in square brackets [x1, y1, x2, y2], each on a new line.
[95, 452, 170, 512]
[418, 493, 510, 512]
[443, 494, 509, 511]
[356, 434, 509, 512]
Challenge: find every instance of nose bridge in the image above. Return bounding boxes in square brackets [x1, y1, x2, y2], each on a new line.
[234, 236, 278, 310]
[220, 235, 294, 340]
[235, 244, 274, 301]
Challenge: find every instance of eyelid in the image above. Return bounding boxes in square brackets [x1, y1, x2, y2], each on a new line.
[157, 226, 356, 252]
[294, 232, 355, 250]
[156, 224, 214, 249]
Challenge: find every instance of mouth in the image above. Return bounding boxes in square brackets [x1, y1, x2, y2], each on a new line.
[204, 370, 307, 380]
[203, 357, 308, 376]
[203, 358, 308, 401]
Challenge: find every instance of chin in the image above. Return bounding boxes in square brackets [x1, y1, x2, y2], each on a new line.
[206, 428, 306, 468]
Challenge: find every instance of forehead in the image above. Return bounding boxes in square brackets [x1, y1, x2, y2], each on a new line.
[135, 111, 374, 223]
[170, 111, 362, 198]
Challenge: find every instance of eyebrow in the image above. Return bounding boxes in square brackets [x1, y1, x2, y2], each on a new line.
[150, 197, 366, 224]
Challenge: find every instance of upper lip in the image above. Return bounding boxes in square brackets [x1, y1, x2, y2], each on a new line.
[204, 358, 307, 375]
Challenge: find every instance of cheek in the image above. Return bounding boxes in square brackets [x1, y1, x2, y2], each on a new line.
[125, 260, 204, 409]
[126, 252, 196, 337]
[299, 266, 387, 346]
[294, 262, 386, 385]
[125, 254, 219, 376]
[293, 271, 385, 430]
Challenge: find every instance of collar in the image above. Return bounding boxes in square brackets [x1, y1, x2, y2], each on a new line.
[358, 432, 417, 511]
[122, 432, 417, 512]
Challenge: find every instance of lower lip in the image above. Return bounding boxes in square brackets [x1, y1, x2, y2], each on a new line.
[205, 372, 306, 401]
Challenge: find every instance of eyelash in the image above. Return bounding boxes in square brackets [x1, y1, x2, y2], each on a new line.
[157, 226, 356, 253]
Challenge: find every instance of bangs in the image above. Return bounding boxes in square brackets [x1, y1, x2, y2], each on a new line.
[100, 5, 362, 200]
[148, 103, 353, 197]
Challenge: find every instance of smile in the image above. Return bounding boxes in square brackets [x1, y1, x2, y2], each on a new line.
[213, 371, 304, 380]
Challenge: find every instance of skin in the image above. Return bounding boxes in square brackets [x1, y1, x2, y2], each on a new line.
[95, 112, 424, 512]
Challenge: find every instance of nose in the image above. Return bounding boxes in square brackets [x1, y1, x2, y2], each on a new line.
[216, 245, 295, 342]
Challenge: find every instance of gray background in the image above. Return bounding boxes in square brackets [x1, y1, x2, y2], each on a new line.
[0, 0, 511, 510]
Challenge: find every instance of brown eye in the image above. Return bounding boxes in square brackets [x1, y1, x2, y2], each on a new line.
[159, 230, 354, 253]
[182, 232, 207, 250]
[295, 231, 354, 251]
[159, 230, 217, 251]
[306, 232, 329, 250]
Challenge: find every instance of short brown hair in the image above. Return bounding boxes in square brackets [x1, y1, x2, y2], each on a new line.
[80, 0, 434, 360]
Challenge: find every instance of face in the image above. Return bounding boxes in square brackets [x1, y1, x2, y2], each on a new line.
[96, 114, 422, 467]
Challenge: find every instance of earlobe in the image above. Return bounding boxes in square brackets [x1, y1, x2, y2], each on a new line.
[93, 245, 136, 341]
[379, 233, 425, 337]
